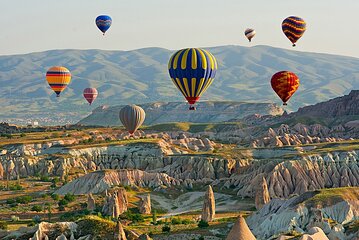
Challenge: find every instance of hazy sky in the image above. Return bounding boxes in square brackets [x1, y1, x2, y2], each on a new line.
[1, 0, 358, 57]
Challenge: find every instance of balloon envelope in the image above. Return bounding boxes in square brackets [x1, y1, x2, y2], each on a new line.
[83, 88, 98, 105]
[271, 71, 300, 105]
[46, 66, 71, 97]
[282, 16, 306, 47]
[168, 48, 217, 109]
[96, 15, 112, 35]
[119, 105, 146, 134]
[245, 28, 256, 42]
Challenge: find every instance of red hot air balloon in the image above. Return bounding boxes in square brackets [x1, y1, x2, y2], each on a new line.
[83, 88, 98, 105]
[271, 71, 300, 105]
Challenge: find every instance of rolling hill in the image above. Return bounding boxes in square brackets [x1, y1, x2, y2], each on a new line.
[0, 45, 358, 124]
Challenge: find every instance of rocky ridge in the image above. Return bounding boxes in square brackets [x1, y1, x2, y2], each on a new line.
[246, 188, 359, 240]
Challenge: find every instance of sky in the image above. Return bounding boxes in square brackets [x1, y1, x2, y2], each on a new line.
[1, 0, 358, 58]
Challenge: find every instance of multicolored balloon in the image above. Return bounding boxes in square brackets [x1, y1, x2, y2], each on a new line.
[168, 48, 217, 110]
[271, 71, 300, 105]
[245, 28, 256, 42]
[83, 88, 98, 105]
[95, 15, 112, 35]
[282, 16, 306, 47]
[46, 66, 72, 97]
[119, 105, 146, 134]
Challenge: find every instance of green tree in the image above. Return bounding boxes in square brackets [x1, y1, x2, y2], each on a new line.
[152, 210, 157, 224]
[162, 224, 171, 233]
[47, 203, 52, 222]
[31, 205, 43, 212]
[198, 220, 209, 228]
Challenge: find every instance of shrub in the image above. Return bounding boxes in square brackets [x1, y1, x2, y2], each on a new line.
[58, 199, 69, 207]
[58, 205, 65, 211]
[119, 210, 144, 223]
[32, 215, 41, 223]
[64, 193, 76, 202]
[6, 199, 16, 204]
[198, 220, 209, 228]
[182, 219, 192, 225]
[15, 195, 32, 204]
[162, 225, 171, 233]
[171, 218, 182, 225]
[40, 175, 50, 182]
[0, 220, 8, 230]
[31, 205, 43, 212]
[9, 184, 23, 190]
[51, 193, 60, 201]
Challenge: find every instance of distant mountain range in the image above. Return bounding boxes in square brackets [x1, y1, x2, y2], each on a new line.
[0, 45, 358, 124]
[78, 101, 284, 126]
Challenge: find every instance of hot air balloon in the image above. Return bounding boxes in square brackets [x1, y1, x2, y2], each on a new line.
[95, 15, 112, 35]
[245, 28, 256, 42]
[83, 88, 98, 105]
[282, 16, 306, 47]
[119, 105, 145, 135]
[46, 66, 72, 97]
[168, 48, 217, 110]
[271, 71, 300, 105]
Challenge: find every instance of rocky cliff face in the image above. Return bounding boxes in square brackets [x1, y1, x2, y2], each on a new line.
[56, 169, 180, 195]
[290, 90, 359, 119]
[246, 188, 359, 240]
[251, 123, 358, 147]
[226, 150, 359, 198]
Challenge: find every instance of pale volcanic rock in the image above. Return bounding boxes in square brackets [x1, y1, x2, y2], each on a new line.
[226, 215, 256, 240]
[30, 222, 78, 240]
[102, 189, 128, 217]
[231, 150, 359, 198]
[246, 188, 359, 239]
[55, 169, 180, 195]
[55, 234, 68, 240]
[0, 161, 3, 180]
[255, 177, 270, 210]
[114, 221, 127, 240]
[117, 188, 128, 214]
[201, 185, 215, 222]
[139, 194, 151, 214]
[87, 193, 96, 211]
[299, 227, 329, 240]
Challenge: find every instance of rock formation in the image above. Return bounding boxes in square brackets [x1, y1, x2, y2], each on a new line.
[29, 222, 78, 240]
[255, 177, 270, 210]
[87, 193, 96, 211]
[102, 189, 128, 218]
[246, 188, 359, 239]
[201, 185, 215, 222]
[117, 188, 128, 214]
[56, 169, 180, 195]
[0, 161, 3, 180]
[299, 227, 329, 240]
[114, 221, 127, 240]
[226, 215, 256, 240]
[139, 194, 151, 214]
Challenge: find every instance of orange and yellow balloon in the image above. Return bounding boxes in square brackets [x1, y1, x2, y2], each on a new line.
[46, 66, 72, 97]
[271, 71, 300, 105]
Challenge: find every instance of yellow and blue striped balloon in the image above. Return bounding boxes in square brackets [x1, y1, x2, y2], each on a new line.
[168, 48, 217, 110]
